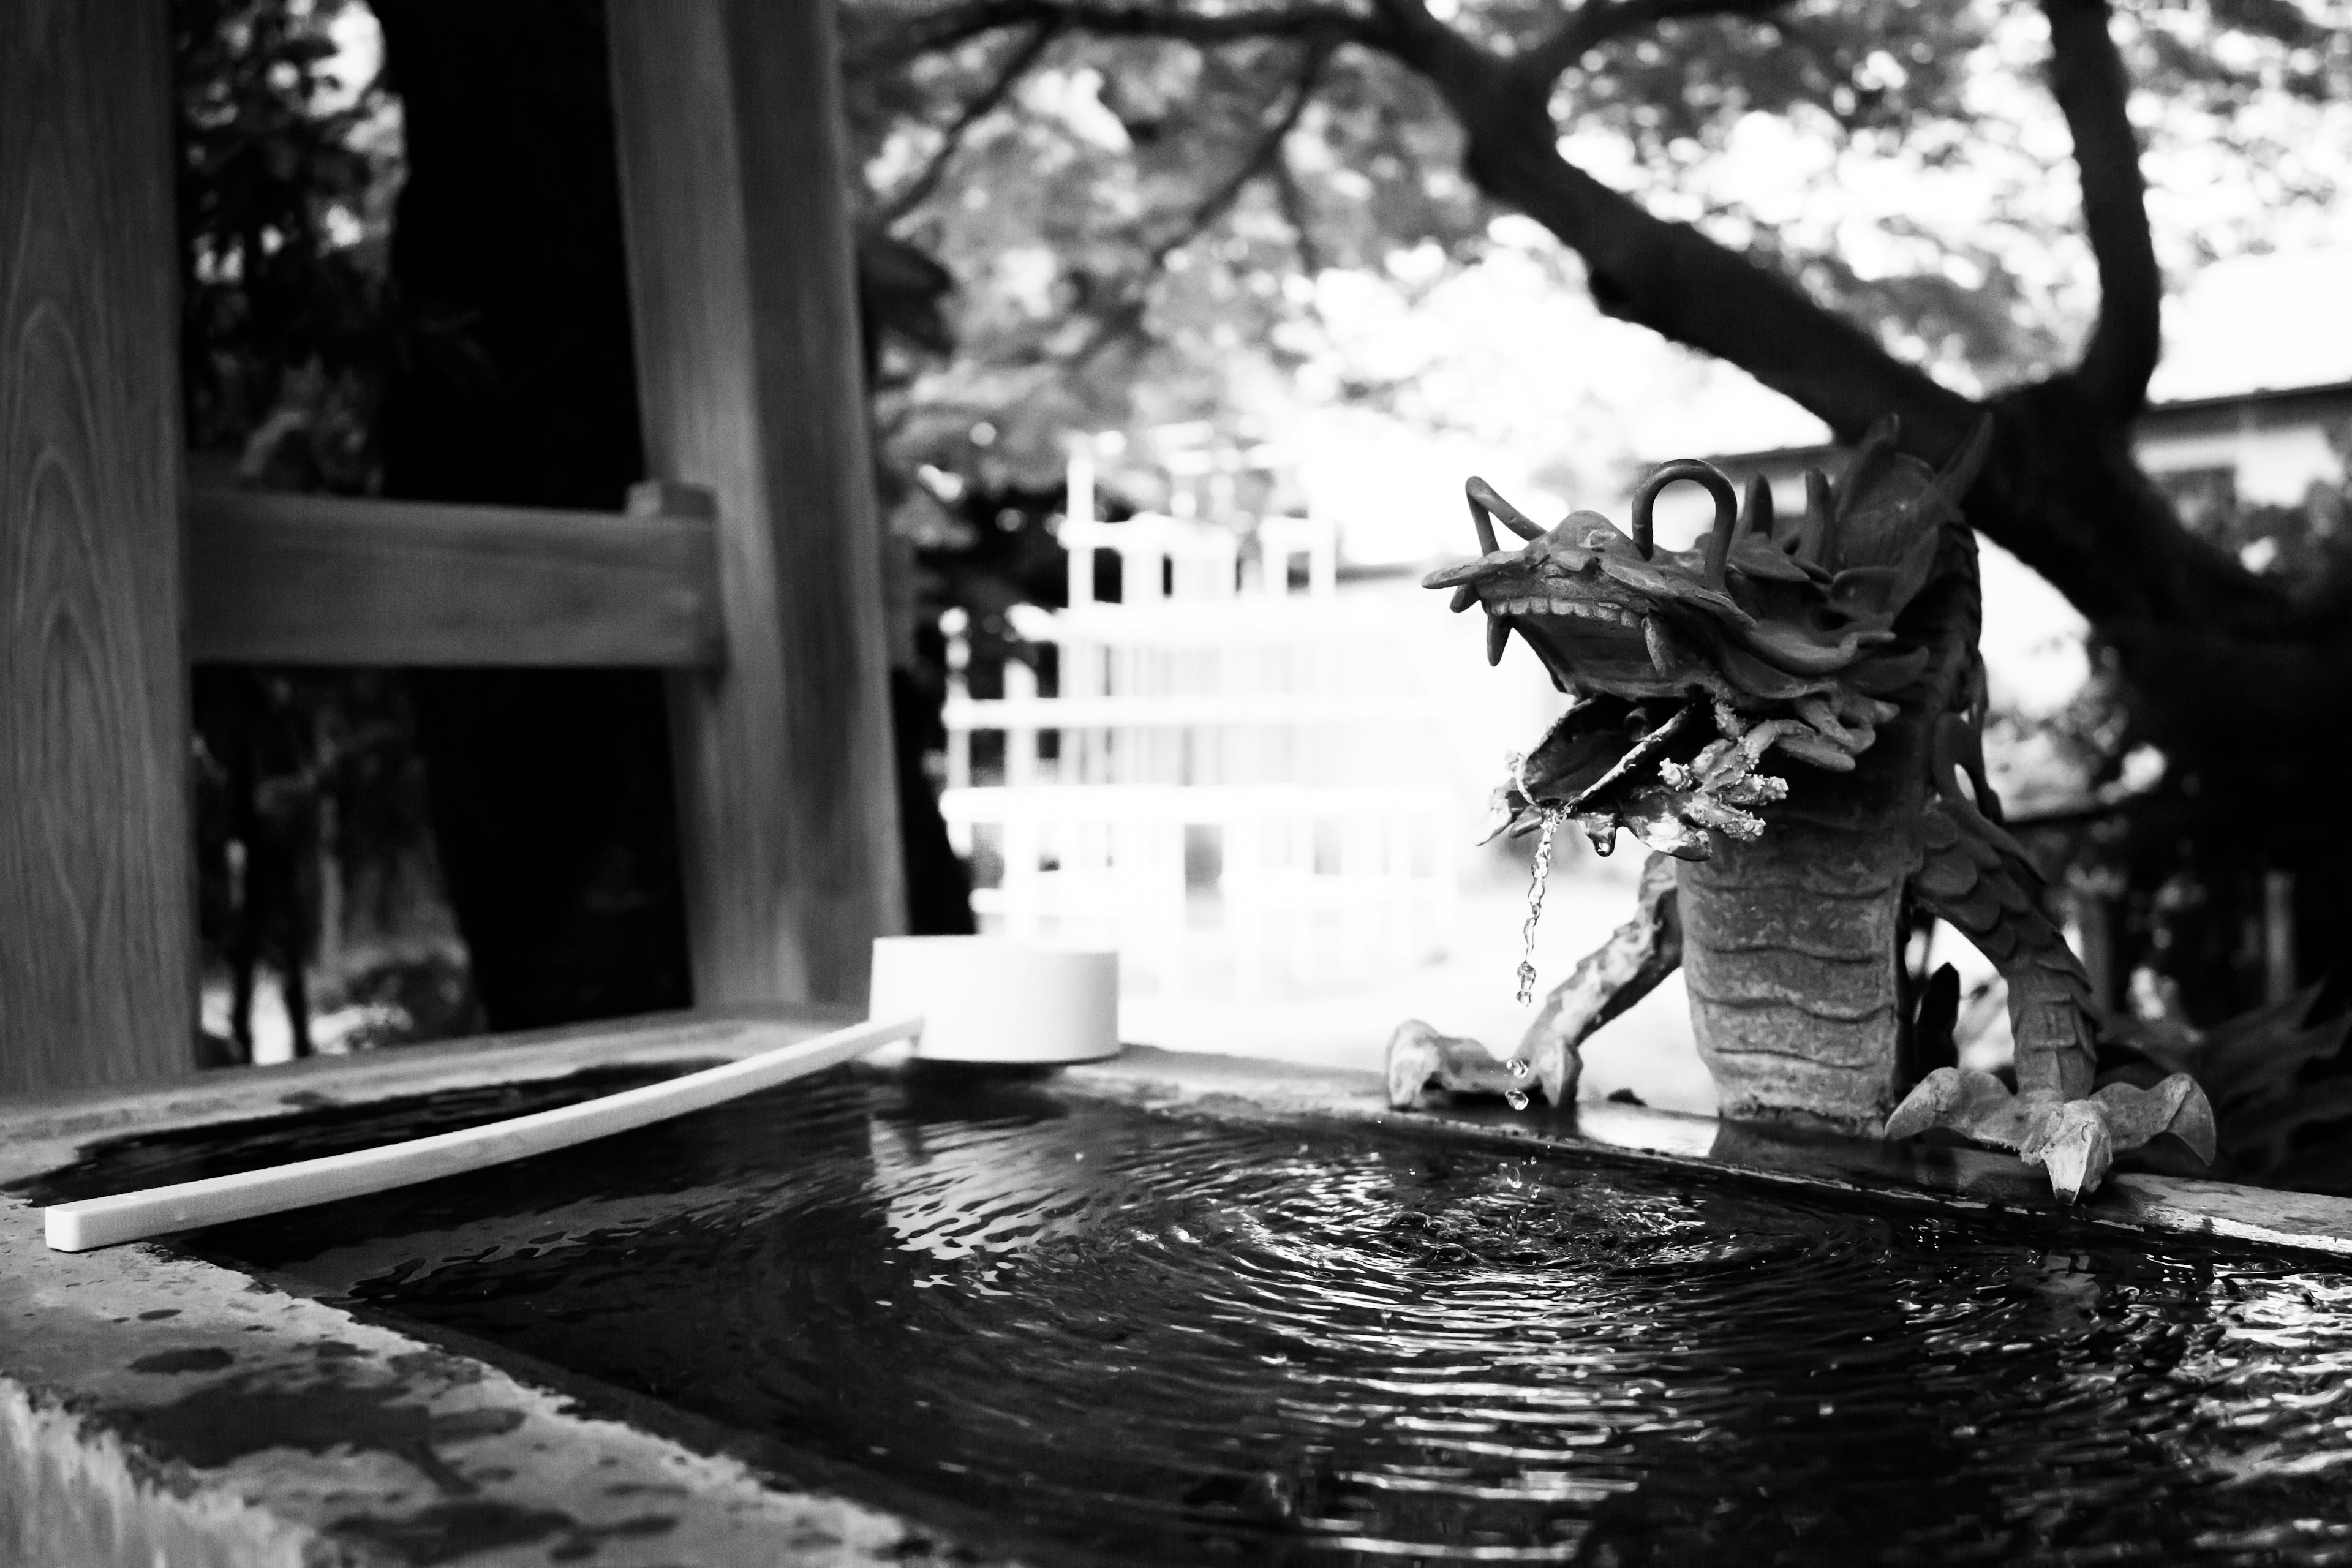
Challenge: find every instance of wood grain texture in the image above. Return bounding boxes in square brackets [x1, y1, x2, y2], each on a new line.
[0, 0, 194, 1094]
[607, 0, 908, 1008]
[187, 489, 723, 667]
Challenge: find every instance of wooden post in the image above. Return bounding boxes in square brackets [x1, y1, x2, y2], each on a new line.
[605, 1, 907, 1008]
[0, 2, 194, 1093]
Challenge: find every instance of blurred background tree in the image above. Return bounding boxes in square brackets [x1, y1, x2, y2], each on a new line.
[845, 0, 2352, 1039]
[178, 0, 2351, 1072]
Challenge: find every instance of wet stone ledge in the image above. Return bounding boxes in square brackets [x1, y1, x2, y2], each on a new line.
[1059, 1048, 2352, 1263]
[0, 1012, 1002, 1568]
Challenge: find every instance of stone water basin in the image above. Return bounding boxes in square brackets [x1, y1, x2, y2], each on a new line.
[7, 1014, 2352, 1564]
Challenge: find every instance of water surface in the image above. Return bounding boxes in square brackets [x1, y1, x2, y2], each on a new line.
[162, 1069, 2352, 1564]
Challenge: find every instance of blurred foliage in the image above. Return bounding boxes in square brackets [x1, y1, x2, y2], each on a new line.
[177, 0, 471, 1061]
[177, 0, 422, 486]
[192, 669, 475, 1061]
[1996, 455, 2352, 1031]
[845, 23, 1485, 491]
[842, 0, 2351, 494]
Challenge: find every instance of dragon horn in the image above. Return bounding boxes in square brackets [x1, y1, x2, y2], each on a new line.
[1465, 483, 1499, 554]
[1468, 477, 1546, 544]
[1632, 459, 1739, 585]
[1793, 467, 1833, 559]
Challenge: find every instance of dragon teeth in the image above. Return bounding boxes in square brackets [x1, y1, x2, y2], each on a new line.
[1483, 596, 1642, 630]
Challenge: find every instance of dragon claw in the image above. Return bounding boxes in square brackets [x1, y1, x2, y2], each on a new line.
[1386, 1020, 1561, 1110]
[1883, 1068, 2216, 1201]
[2018, 1101, 2115, 1204]
[1387, 1020, 1450, 1108]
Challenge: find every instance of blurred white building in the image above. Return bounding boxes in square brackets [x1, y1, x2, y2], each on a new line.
[1700, 376, 2352, 529]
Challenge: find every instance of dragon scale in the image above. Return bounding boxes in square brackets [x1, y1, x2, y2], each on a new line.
[1678, 809, 1913, 1136]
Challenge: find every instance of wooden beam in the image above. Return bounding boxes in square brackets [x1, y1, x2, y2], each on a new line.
[186, 488, 723, 668]
[0, 2, 194, 1093]
[606, 0, 908, 1009]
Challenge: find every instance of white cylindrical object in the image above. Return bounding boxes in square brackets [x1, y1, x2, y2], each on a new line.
[870, 937, 1120, 1063]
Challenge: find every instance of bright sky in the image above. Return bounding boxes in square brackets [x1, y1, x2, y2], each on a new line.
[2152, 247, 2352, 402]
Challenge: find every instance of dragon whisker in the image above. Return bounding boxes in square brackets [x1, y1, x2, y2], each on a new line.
[1465, 484, 1500, 554]
[1468, 477, 1546, 542]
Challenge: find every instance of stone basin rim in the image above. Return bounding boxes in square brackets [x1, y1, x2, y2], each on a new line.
[7, 1008, 2350, 1264]
[6, 1006, 2350, 1262]
[4, 1006, 2350, 1567]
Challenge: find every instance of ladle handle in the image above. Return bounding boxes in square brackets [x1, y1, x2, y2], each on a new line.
[1631, 460, 1740, 587]
[43, 1015, 924, 1252]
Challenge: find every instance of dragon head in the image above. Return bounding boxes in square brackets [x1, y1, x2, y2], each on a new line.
[1430, 418, 1988, 859]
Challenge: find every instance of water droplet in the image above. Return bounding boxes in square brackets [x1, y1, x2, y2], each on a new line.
[1506, 1058, 1531, 1080]
[1504, 1090, 1529, 1111]
[1513, 811, 1566, 1002]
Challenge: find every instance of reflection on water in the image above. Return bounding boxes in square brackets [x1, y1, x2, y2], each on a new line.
[193, 1069, 2352, 1565]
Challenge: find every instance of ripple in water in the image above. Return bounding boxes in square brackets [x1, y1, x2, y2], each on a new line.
[194, 1069, 2352, 1566]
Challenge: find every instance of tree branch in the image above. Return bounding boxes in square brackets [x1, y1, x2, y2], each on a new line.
[1439, 7, 2288, 646]
[1067, 39, 1335, 369]
[1153, 40, 1332, 260]
[2041, 0, 2162, 418]
[1408, 50, 1978, 455]
[859, 0, 1385, 70]
[1978, 377, 2286, 639]
[878, 21, 1061, 225]
[863, 0, 2287, 657]
[1270, 151, 1326, 273]
[1374, 13, 2273, 639]
[1513, 0, 1790, 91]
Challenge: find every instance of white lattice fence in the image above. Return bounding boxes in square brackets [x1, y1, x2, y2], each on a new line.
[941, 511, 1458, 998]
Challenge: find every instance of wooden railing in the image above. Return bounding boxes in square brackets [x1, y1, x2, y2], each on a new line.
[185, 483, 725, 668]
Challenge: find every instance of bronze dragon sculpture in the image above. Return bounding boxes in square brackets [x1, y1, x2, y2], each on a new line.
[1384, 420, 2218, 1200]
